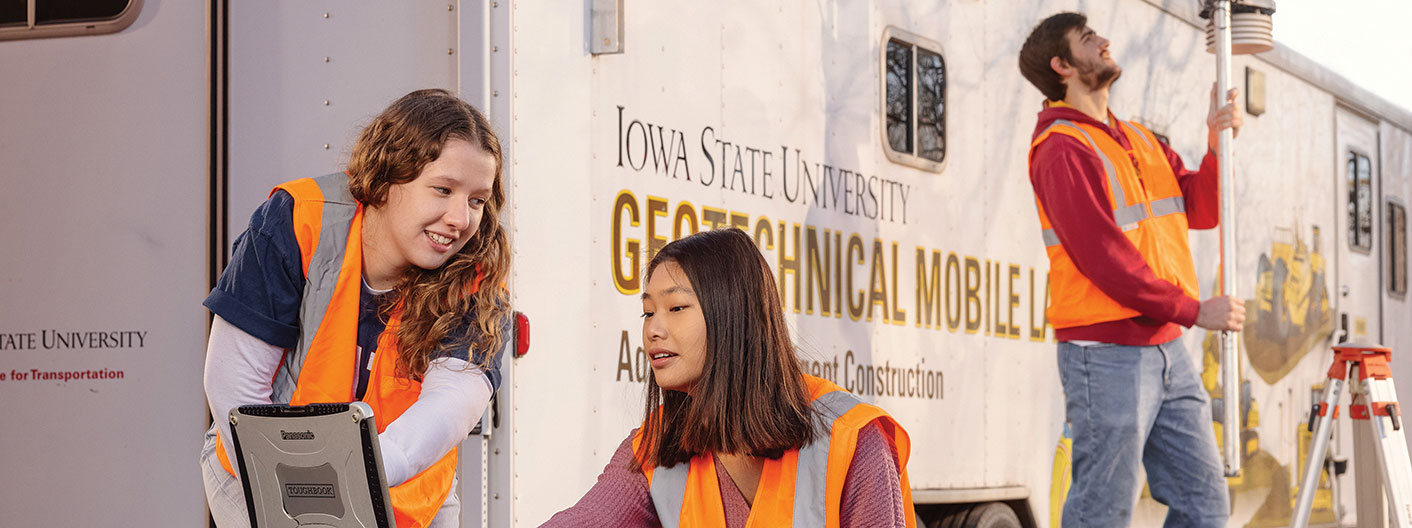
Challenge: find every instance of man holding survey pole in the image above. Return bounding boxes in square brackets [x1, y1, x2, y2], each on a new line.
[1019, 12, 1246, 528]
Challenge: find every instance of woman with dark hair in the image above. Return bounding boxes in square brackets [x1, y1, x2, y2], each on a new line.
[199, 89, 511, 528]
[544, 228, 915, 527]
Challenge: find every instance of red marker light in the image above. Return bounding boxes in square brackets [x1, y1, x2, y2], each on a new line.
[514, 311, 530, 358]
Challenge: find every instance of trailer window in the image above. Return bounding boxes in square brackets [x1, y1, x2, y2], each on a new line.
[885, 40, 913, 155]
[1390, 200, 1408, 296]
[882, 29, 946, 172]
[916, 48, 945, 162]
[37, 0, 130, 24]
[1348, 151, 1374, 252]
[1, 3, 25, 28]
[0, 0, 140, 41]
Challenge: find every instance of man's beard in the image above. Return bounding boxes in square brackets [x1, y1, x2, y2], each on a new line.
[1077, 58, 1122, 91]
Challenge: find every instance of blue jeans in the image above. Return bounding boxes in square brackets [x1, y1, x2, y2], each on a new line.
[1057, 336, 1229, 528]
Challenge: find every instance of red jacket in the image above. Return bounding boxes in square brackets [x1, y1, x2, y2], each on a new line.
[1029, 101, 1219, 345]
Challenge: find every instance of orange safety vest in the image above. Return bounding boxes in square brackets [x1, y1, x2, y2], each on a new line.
[633, 375, 916, 528]
[215, 173, 458, 528]
[1029, 116, 1201, 329]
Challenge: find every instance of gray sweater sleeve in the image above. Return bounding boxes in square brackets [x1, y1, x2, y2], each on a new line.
[840, 422, 908, 528]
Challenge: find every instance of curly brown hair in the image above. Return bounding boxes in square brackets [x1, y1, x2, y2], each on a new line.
[346, 88, 510, 380]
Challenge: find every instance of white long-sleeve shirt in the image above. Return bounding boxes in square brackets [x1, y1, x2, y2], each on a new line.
[203, 314, 491, 486]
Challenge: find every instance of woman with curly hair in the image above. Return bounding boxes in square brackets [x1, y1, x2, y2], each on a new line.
[199, 89, 510, 528]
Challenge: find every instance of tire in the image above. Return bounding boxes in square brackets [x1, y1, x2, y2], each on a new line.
[930, 508, 965, 528]
[938, 502, 1020, 528]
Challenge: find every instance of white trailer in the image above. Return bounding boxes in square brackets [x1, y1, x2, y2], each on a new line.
[1, 1, 1410, 527]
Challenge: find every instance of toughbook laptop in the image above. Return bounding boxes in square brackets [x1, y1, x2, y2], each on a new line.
[228, 402, 395, 528]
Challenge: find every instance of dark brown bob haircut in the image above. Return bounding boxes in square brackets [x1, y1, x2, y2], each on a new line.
[345, 88, 511, 381]
[1018, 12, 1087, 101]
[634, 228, 817, 469]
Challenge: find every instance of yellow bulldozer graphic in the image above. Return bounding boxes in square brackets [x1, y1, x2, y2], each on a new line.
[1242, 225, 1335, 384]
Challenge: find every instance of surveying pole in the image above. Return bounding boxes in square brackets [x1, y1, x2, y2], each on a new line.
[1212, 0, 1242, 478]
[1201, 0, 1244, 478]
[1201, 0, 1275, 478]
[1293, 343, 1412, 528]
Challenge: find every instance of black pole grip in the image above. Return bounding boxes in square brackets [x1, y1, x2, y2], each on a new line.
[1389, 404, 1401, 431]
[1308, 404, 1320, 432]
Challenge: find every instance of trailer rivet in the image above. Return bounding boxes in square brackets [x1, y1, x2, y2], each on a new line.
[323, 56, 330, 63]
[492, 45, 498, 52]
[323, 144, 330, 150]
[323, 100, 330, 106]
[322, 12, 329, 19]
[448, 4, 454, 11]
[448, 48, 455, 55]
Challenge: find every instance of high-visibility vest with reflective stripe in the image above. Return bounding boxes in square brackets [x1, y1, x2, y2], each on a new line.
[215, 173, 458, 528]
[633, 375, 916, 528]
[1029, 119, 1201, 329]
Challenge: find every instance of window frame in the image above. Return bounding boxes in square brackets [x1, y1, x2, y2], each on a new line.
[0, 0, 142, 42]
[1388, 197, 1408, 298]
[879, 26, 946, 173]
[1347, 149, 1375, 254]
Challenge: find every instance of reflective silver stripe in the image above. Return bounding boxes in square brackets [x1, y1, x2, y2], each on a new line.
[1041, 228, 1060, 247]
[645, 388, 864, 526]
[1123, 121, 1155, 150]
[271, 173, 359, 404]
[1114, 203, 1149, 230]
[1150, 196, 1186, 218]
[794, 390, 861, 525]
[649, 462, 690, 528]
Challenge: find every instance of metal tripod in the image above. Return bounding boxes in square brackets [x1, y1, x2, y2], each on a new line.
[1293, 343, 1412, 527]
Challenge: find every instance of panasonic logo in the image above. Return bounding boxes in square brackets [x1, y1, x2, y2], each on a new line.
[280, 430, 316, 440]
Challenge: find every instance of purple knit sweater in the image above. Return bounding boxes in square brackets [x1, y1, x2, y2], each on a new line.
[540, 422, 906, 527]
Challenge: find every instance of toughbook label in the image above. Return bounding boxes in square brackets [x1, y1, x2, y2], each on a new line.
[285, 484, 336, 498]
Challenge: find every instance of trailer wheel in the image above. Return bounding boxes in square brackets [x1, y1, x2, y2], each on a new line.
[932, 502, 1022, 528]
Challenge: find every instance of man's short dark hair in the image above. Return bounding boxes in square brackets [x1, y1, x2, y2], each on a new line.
[1019, 12, 1087, 101]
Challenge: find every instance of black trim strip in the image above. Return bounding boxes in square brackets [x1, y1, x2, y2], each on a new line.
[206, 3, 228, 527]
[208, 0, 229, 293]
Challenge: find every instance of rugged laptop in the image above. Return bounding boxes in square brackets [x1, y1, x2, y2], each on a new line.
[229, 402, 394, 528]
